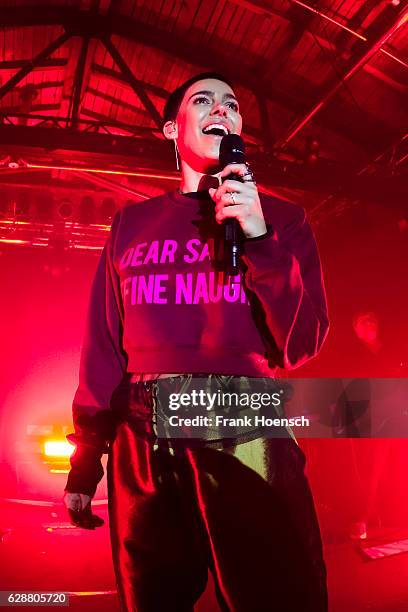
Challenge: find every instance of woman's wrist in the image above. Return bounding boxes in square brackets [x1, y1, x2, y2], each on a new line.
[65, 444, 104, 497]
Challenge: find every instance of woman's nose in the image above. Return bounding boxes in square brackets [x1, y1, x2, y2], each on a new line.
[210, 102, 228, 117]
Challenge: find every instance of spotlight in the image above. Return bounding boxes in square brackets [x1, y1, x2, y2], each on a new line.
[304, 136, 320, 164]
[5, 192, 31, 218]
[43, 440, 74, 458]
[100, 197, 116, 224]
[15, 193, 30, 217]
[57, 199, 73, 220]
[78, 195, 96, 225]
[35, 191, 54, 221]
[7, 156, 20, 169]
[42, 439, 73, 474]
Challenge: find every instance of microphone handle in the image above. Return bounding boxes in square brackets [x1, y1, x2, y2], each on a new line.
[222, 171, 243, 276]
[224, 219, 240, 276]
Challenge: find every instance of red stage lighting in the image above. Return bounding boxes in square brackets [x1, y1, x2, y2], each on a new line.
[43, 441, 74, 459]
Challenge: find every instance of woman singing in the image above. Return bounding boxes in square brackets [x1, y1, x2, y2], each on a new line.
[64, 72, 329, 612]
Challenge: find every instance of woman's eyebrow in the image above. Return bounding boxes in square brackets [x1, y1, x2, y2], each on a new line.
[187, 90, 238, 102]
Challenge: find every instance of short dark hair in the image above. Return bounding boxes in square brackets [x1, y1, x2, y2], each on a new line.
[163, 72, 234, 124]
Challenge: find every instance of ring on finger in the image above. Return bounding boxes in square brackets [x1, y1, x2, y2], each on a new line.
[243, 171, 255, 183]
[243, 163, 255, 182]
[229, 192, 237, 205]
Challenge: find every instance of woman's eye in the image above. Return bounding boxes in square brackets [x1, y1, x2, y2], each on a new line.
[192, 97, 239, 112]
[193, 96, 211, 104]
[226, 101, 239, 112]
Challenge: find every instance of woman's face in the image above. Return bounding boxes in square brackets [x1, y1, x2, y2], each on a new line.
[174, 78, 243, 172]
[353, 312, 379, 343]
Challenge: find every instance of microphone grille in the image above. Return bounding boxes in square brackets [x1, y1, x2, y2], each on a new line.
[219, 134, 246, 167]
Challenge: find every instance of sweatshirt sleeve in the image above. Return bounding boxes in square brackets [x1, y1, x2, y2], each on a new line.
[241, 206, 329, 370]
[67, 209, 128, 453]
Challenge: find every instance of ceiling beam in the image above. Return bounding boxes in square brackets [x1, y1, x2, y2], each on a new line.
[6, 80, 64, 91]
[91, 63, 167, 98]
[0, 32, 71, 101]
[0, 7, 85, 27]
[85, 87, 159, 117]
[262, 1, 316, 80]
[0, 7, 402, 154]
[0, 111, 137, 129]
[81, 108, 161, 135]
[0, 8, 284, 93]
[0, 104, 61, 115]
[225, 0, 287, 20]
[70, 169, 151, 200]
[0, 124, 169, 159]
[357, 132, 408, 175]
[70, 36, 90, 129]
[0, 59, 67, 70]
[0, 141, 405, 207]
[274, 4, 408, 148]
[363, 63, 407, 95]
[83, 87, 264, 145]
[102, 36, 163, 129]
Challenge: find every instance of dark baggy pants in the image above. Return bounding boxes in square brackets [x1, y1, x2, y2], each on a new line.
[107, 381, 328, 612]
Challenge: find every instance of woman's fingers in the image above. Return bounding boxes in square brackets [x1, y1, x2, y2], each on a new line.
[63, 492, 103, 530]
[63, 492, 91, 511]
[219, 163, 249, 180]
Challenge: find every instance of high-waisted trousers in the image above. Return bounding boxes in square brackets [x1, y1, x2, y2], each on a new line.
[107, 379, 328, 612]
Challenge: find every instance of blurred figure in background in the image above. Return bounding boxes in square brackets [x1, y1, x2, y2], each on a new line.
[348, 309, 407, 539]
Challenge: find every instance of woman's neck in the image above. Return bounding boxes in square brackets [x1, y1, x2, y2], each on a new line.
[179, 160, 220, 193]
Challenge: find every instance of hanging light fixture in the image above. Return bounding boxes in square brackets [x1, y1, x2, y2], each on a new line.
[57, 199, 74, 220]
[78, 195, 96, 225]
[99, 197, 116, 224]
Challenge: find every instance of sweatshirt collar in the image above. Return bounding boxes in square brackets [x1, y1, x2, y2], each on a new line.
[169, 189, 213, 205]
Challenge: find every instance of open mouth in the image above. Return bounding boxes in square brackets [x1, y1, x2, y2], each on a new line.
[202, 124, 229, 137]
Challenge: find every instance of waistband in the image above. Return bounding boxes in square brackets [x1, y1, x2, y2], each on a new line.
[122, 374, 296, 448]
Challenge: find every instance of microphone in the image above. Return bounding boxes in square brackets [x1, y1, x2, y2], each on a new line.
[219, 134, 246, 276]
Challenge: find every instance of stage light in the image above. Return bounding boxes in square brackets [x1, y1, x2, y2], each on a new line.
[35, 191, 54, 221]
[100, 197, 116, 224]
[26, 162, 179, 182]
[43, 440, 74, 458]
[57, 199, 74, 220]
[15, 193, 31, 217]
[78, 195, 96, 225]
[4, 192, 31, 218]
[0, 238, 29, 245]
[305, 137, 320, 164]
[7, 156, 21, 169]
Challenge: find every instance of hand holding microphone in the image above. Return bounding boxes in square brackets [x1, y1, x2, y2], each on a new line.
[208, 134, 267, 274]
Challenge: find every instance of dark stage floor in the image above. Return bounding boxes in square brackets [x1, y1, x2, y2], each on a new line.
[1, 499, 408, 611]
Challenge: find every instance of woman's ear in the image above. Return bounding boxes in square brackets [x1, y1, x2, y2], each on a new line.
[163, 120, 178, 141]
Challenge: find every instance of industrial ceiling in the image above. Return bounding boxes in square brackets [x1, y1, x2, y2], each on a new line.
[0, 0, 407, 248]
